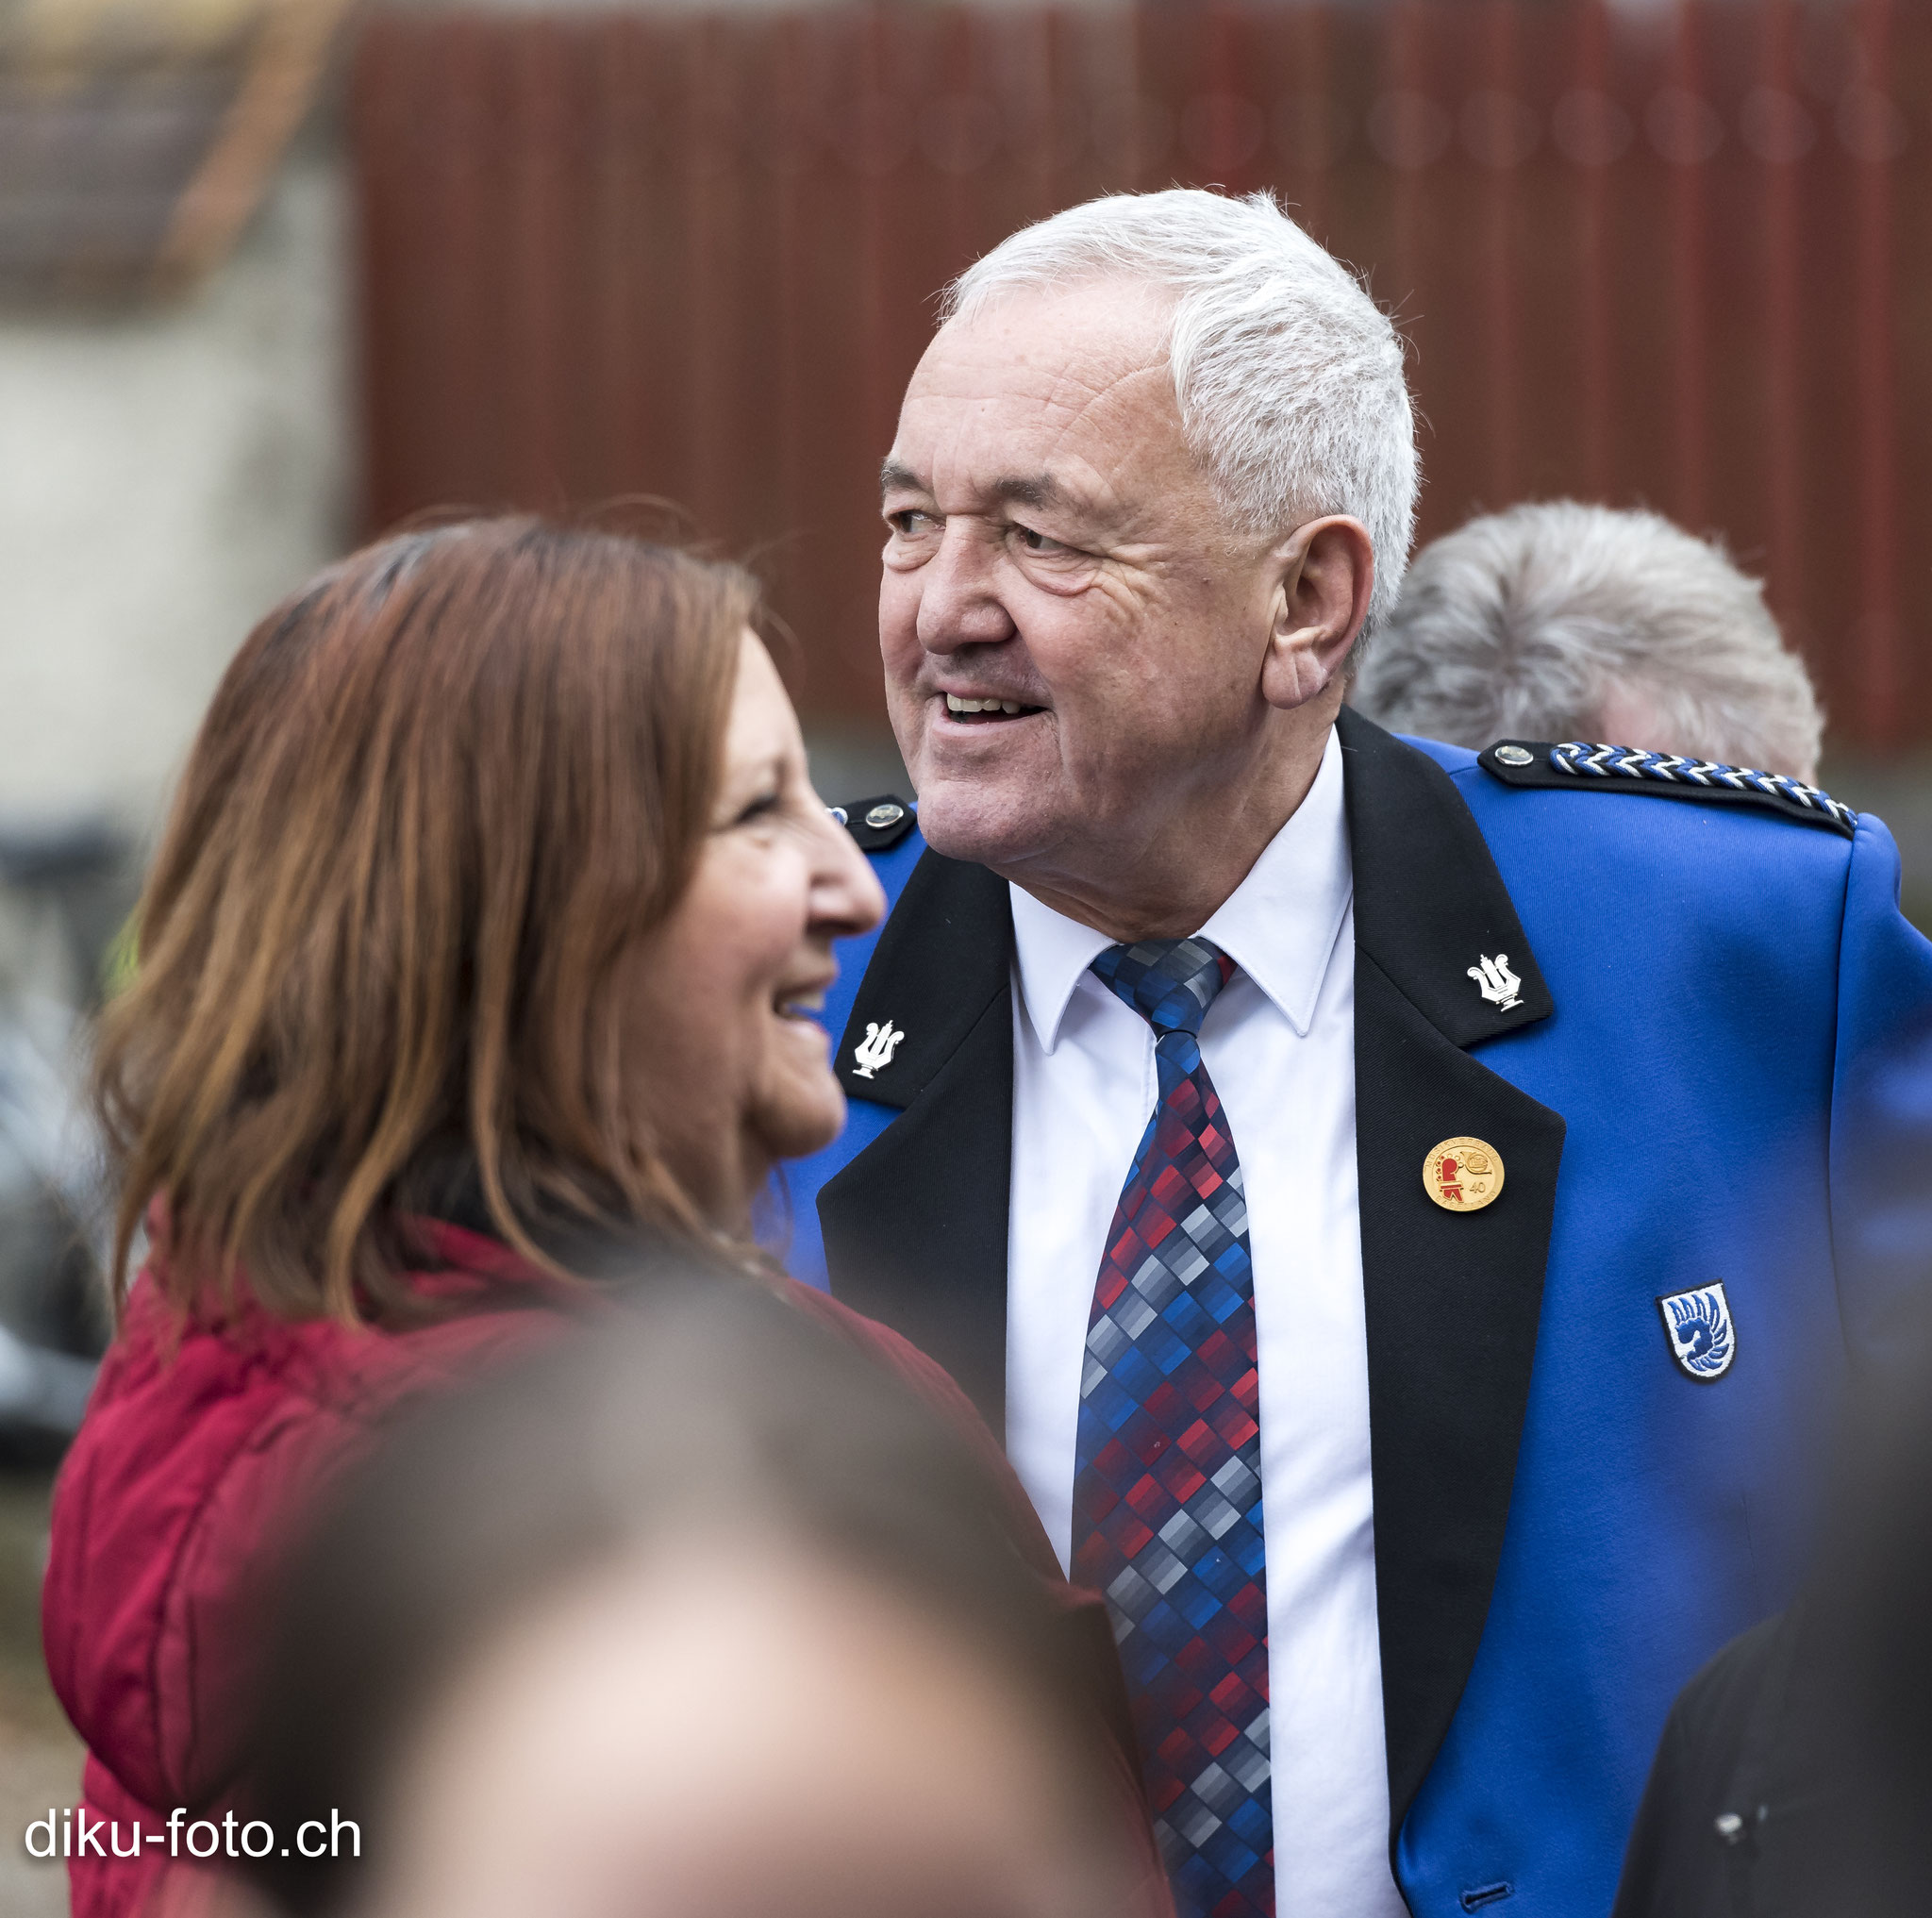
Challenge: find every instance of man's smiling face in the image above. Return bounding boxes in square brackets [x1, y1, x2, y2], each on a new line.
[879, 279, 1282, 885]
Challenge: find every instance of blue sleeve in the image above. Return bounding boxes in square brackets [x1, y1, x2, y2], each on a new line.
[1828, 810, 1932, 1363]
[757, 1097, 899, 1290]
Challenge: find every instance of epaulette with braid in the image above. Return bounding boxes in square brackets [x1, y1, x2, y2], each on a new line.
[1477, 740, 1857, 839]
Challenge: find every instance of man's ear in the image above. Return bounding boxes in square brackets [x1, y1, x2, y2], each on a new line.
[1258, 516, 1375, 712]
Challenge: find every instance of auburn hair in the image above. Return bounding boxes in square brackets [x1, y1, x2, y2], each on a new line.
[93, 518, 756, 1323]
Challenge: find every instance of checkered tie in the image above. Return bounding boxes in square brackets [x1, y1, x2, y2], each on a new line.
[1073, 937, 1272, 1918]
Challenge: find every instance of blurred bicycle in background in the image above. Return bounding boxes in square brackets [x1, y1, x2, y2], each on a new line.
[0, 824, 130, 1456]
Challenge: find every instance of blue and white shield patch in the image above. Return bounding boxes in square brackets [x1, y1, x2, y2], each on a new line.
[1657, 1282, 1737, 1382]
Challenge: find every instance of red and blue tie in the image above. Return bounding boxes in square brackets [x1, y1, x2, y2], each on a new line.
[1072, 937, 1272, 1918]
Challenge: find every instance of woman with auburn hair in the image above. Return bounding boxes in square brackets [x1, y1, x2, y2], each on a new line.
[42, 519, 1163, 1918]
[91, 519, 849, 1309]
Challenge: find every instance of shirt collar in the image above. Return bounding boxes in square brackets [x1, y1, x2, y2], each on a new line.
[1009, 726, 1354, 1052]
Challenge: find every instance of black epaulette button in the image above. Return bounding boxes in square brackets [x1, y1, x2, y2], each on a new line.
[833, 793, 918, 852]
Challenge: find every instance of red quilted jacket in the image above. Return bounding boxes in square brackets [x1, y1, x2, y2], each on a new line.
[43, 1220, 1161, 1918]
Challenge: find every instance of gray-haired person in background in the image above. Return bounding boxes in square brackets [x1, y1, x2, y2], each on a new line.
[1352, 500, 1824, 783]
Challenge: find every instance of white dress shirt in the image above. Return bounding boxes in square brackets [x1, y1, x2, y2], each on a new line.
[1004, 728, 1407, 1918]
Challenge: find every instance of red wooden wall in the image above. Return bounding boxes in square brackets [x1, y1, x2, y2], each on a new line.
[353, 0, 1928, 746]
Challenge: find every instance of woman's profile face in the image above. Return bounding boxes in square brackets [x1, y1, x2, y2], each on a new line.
[631, 633, 885, 1225]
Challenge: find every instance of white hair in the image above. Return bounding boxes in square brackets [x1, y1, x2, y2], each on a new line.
[942, 189, 1418, 647]
[1353, 501, 1824, 782]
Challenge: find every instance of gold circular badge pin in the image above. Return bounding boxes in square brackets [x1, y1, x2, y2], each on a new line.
[1424, 1137, 1505, 1212]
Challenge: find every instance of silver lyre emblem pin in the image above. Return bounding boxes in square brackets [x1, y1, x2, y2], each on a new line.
[1468, 953, 1523, 1011]
[853, 1019, 906, 1079]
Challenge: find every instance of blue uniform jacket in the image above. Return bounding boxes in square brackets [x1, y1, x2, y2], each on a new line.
[764, 708, 1932, 1918]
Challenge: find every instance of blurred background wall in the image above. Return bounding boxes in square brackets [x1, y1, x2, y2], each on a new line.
[355, 0, 1929, 774]
[0, 0, 352, 835]
[0, 148, 347, 827]
[4, 0, 1929, 873]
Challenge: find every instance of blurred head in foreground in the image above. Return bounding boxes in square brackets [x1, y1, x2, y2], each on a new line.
[1355, 501, 1823, 783]
[231, 1280, 1151, 1918]
[1802, 1314, 1932, 1907]
[1614, 1294, 1932, 1918]
[92, 517, 883, 1319]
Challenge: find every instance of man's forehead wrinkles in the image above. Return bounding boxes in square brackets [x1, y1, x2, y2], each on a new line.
[1028, 356, 1168, 437]
[888, 309, 1200, 536]
[908, 317, 1166, 409]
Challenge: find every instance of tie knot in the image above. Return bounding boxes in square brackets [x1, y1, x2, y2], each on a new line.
[1091, 937, 1235, 1038]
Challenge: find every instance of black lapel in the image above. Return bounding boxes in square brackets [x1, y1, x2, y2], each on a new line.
[1341, 708, 1552, 1040]
[1336, 706, 1567, 1843]
[819, 851, 1017, 1434]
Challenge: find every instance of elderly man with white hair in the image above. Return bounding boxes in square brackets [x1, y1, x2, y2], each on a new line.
[1355, 500, 1824, 783]
[778, 189, 1932, 1918]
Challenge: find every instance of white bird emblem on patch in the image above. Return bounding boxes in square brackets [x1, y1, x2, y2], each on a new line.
[1658, 1283, 1737, 1381]
[1468, 953, 1523, 1010]
[852, 1020, 906, 1079]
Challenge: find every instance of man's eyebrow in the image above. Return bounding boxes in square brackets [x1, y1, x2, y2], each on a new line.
[989, 474, 1078, 514]
[878, 461, 1088, 517]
